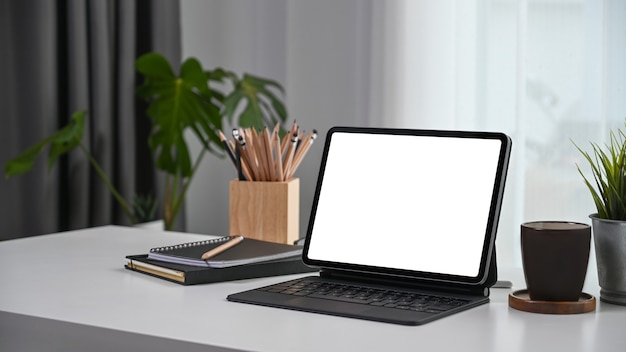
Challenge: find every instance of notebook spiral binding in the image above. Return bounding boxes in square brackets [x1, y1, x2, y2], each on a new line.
[149, 236, 232, 253]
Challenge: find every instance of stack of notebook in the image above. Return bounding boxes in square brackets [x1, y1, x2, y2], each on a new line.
[125, 235, 316, 285]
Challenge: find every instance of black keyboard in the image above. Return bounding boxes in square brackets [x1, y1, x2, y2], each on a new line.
[258, 278, 470, 313]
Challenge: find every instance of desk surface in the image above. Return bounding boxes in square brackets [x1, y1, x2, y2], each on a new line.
[1, 225, 625, 352]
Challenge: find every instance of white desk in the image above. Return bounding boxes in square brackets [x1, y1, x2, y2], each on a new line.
[1, 225, 625, 352]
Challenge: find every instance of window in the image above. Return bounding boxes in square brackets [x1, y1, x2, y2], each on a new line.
[381, 0, 626, 267]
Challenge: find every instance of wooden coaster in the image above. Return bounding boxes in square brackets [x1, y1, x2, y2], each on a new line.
[509, 289, 596, 314]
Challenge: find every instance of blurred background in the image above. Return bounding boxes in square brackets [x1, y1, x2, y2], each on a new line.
[2, 0, 625, 271]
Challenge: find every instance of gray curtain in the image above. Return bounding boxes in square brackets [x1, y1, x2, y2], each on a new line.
[0, 0, 181, 239]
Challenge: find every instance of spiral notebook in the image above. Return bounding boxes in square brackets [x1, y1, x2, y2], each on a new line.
[147, 236, 302, 268]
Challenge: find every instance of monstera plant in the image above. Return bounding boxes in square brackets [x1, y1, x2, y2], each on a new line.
[5, 52, 287, 231]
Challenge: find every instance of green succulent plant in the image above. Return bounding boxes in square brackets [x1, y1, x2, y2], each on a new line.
[132, 194, 159, 223]
[574, 124, 626, 221]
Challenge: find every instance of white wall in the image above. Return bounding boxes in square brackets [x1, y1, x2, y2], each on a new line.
[180, 0, 375, 237]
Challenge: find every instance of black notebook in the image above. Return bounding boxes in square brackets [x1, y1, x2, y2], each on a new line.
[125, 254, 317, 285]
[147, 236, 302, 268]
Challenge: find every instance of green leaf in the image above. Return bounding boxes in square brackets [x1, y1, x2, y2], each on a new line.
[135, 52, 175, 79]
[5, 111, 86, 178]
[180, 58, 210, 95]
[5, 143, 48, 176]
[242, 73, 287, 127]
[222, 90, 244, 124]
[238, 97, 265, 129]
[206, 68, 237, 83]
[574, 123, 626, 220]
[137, 55, 223, 177]
[217, 71, 287, 130]
[132, 193, 158, 223]
[48, 111, 85, 169]
[242, 73, 284, 94]
[269, 94, 287, 121]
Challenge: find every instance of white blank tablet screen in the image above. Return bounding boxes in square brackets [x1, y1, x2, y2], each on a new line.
[306, 132, 503, 277]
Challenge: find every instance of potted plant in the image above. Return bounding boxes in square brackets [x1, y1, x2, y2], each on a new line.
[4, 52, 287, 231]
[575, 125, 626, 305]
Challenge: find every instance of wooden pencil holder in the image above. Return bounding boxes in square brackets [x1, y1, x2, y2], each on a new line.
[229, 178, 299, 244]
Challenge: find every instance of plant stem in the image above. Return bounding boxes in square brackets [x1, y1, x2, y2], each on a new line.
[164, 173, 173, 230]
[78, 143, 138, 224]
[172, 148, 206, 230]
[164, 147, 208, 231]
[166, 171, 181, 231]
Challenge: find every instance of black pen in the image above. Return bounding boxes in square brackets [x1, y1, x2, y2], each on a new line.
[235, 142, 246, 181]
[296, 130, 304, 151]
[236, 134, 254, 181]
[219, 130, 237, 167]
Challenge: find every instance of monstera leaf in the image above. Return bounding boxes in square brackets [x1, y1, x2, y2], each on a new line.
[136, 53, 223, 177]
[210, 69, 287, 131]
[5, 111, 85, 177]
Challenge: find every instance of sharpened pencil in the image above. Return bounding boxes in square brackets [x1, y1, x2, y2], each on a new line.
[220, 122, 316, 181]
[201, 235, 244, 260]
